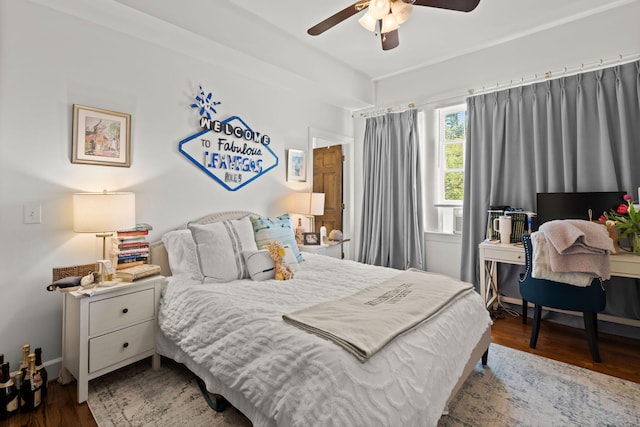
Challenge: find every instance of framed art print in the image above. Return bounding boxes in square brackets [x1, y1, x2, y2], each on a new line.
[72, 105, 131, 167]
[287, 149, 306, 182]
[303, 232, 320, 245]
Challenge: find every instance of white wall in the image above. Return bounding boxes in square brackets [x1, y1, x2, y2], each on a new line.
[0, 0, 353, 371]
[351, 1, 640, 279]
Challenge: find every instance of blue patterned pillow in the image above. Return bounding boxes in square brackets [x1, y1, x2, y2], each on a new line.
[250, 213, 304, 262]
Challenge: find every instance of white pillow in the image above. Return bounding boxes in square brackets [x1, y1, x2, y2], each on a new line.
[189, 217, 258, 282]
[161, 229, 204, 281]
[283, 245, 301, 272]
[243, 250, 275, 281]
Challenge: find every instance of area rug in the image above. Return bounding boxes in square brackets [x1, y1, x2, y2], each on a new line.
[88, 345, 640, 427]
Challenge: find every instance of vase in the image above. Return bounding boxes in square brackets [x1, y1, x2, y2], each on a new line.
[633, 232, 640, 255]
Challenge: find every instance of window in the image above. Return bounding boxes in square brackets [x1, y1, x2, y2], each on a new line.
[438, 105, 466, 204]
[423, 104, 466, 234]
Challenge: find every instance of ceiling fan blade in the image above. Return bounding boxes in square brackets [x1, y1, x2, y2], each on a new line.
[307, 1, 367, 36]
[412, 0, 480, 12]
[381, 29, 399, 51]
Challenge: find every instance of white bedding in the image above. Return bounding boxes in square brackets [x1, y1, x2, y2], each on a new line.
[159, 253, 492, 427]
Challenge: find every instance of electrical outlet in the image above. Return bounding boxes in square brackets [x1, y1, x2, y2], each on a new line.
[23, 203, 41, 224]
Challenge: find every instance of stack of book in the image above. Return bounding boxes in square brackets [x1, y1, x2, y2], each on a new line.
[112, 223, 152, 270]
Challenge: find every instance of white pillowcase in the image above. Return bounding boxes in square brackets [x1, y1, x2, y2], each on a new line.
[161, 229, 204, 281]
[189, 217, 258, 282]
[243, 250, 275, 281]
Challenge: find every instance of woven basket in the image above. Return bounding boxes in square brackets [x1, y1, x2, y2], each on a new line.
[52, 263, 97, 282]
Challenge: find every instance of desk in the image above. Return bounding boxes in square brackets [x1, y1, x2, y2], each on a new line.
[478, 241, 640, 327]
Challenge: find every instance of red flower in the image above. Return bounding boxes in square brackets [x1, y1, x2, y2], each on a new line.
[624, 194, 632, 201]
[617, 203, 629, 214]
[599, 215, 606, 221]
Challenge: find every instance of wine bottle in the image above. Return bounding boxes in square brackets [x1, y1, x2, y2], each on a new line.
[19, 354, 42, 412]
[14, 344, 30, 389]
[34, 348, 48, 399]
[1, 362, 19, 420]
[295, 217, 305, 245]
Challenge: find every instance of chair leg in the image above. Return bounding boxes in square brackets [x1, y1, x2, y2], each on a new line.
[481, 348, 488, 366]
[584, 312, 601, 363]
[522, 299, 528, 324]
[530, 305, 542, 348]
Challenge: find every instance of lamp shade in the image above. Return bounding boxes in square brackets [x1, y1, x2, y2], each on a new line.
[368, 0, 391, 20]
[294, 192, 325, 216]
[358, 11, 378, 32]
[73, 192, 136, 233]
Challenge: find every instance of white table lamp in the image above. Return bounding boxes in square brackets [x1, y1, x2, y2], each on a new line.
[294, 192, 325, 232]
[73, 191, 136, 259]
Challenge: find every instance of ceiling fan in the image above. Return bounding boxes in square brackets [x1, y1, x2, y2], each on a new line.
[307, 0, 480, 51]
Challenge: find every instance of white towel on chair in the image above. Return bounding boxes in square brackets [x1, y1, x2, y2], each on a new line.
[531, 232, 594, 287]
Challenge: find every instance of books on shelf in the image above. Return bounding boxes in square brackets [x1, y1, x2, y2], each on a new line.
[115, 264, 161, 282]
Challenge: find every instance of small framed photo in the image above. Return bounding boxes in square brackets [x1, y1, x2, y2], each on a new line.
[287, 149, 306, 182]
[72, 104, 131, 167]
[303, 232, 320, 246]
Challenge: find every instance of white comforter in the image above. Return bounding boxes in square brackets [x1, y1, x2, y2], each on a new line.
[159, 254, 491, 427]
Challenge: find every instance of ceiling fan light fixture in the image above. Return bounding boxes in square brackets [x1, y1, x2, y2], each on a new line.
[391, 1, 413, 25]
[380, 13, 400, 33]
[368, 0, 391, 20]
[358, 11, 378, 32]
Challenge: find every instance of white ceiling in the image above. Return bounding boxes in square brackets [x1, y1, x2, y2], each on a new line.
[113, 0, 634, 81]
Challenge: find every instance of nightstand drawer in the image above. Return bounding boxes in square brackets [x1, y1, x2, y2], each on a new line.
[89, 288, 155, 336]
[482, 246, 525, 265]
[89, 320, 155, 373]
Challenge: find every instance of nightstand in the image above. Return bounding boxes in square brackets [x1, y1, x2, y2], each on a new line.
[299, 239, 350, 259]
[59, 275, 164, 403]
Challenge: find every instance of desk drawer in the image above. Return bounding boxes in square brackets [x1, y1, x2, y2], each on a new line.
[482, 247, 525, 265]
[89, 288, 154, 336]
[89, 320, 155, 373]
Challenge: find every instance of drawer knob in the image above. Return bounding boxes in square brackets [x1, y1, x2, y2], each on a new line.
[122, 308, 129, 314]
[123, 342, 129, 348]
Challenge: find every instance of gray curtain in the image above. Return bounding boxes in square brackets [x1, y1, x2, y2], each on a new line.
[358, 109, 424, 270]
[461, 60, 640, 319]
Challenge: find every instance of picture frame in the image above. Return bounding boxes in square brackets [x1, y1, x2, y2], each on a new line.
[303, 232, 320, 246]
[72, 104, 131, 167]
[287, 149, 306, 182]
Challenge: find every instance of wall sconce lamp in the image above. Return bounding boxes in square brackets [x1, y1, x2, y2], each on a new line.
[73, 190, 136, 260]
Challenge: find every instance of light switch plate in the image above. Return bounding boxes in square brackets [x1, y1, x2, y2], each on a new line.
[24, 203, 41, 224]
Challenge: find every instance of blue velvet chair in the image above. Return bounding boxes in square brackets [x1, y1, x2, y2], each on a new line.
[519, 234, 606, 362]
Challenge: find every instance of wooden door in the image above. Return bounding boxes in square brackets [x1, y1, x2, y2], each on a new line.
[313, 145, 343, 234]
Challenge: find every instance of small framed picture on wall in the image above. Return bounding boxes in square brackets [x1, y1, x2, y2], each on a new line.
[287, 149, 306, 182]
[72, 104, 131, 167]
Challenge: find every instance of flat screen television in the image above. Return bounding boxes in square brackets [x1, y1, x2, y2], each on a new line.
[536, 191, 626, 227]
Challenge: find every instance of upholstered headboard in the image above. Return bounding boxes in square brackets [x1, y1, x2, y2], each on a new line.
[149, 210, 258, 277]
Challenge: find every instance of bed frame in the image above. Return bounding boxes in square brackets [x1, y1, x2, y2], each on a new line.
[150, 211, 491, 422]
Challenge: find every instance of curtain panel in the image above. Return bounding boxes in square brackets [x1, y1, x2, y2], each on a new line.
[358, 109, 425, 270]
[461, 60, 640, 318]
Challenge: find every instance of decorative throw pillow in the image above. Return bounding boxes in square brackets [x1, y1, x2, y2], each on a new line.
[243, 249, 275, 281]
[250, 213, 304, 262]
[161, 229, 204, 280]
[188, 217, 258, 282]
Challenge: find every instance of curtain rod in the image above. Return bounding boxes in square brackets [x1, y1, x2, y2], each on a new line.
[353, 52, 640, 118]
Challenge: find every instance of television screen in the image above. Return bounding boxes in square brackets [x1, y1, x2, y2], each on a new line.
[536, 191, 626, 227]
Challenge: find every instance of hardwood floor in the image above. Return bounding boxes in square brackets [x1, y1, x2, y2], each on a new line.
[2, 314, 639, 427]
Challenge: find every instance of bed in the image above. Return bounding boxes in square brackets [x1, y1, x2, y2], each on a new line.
[151, 211, 492, 427]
